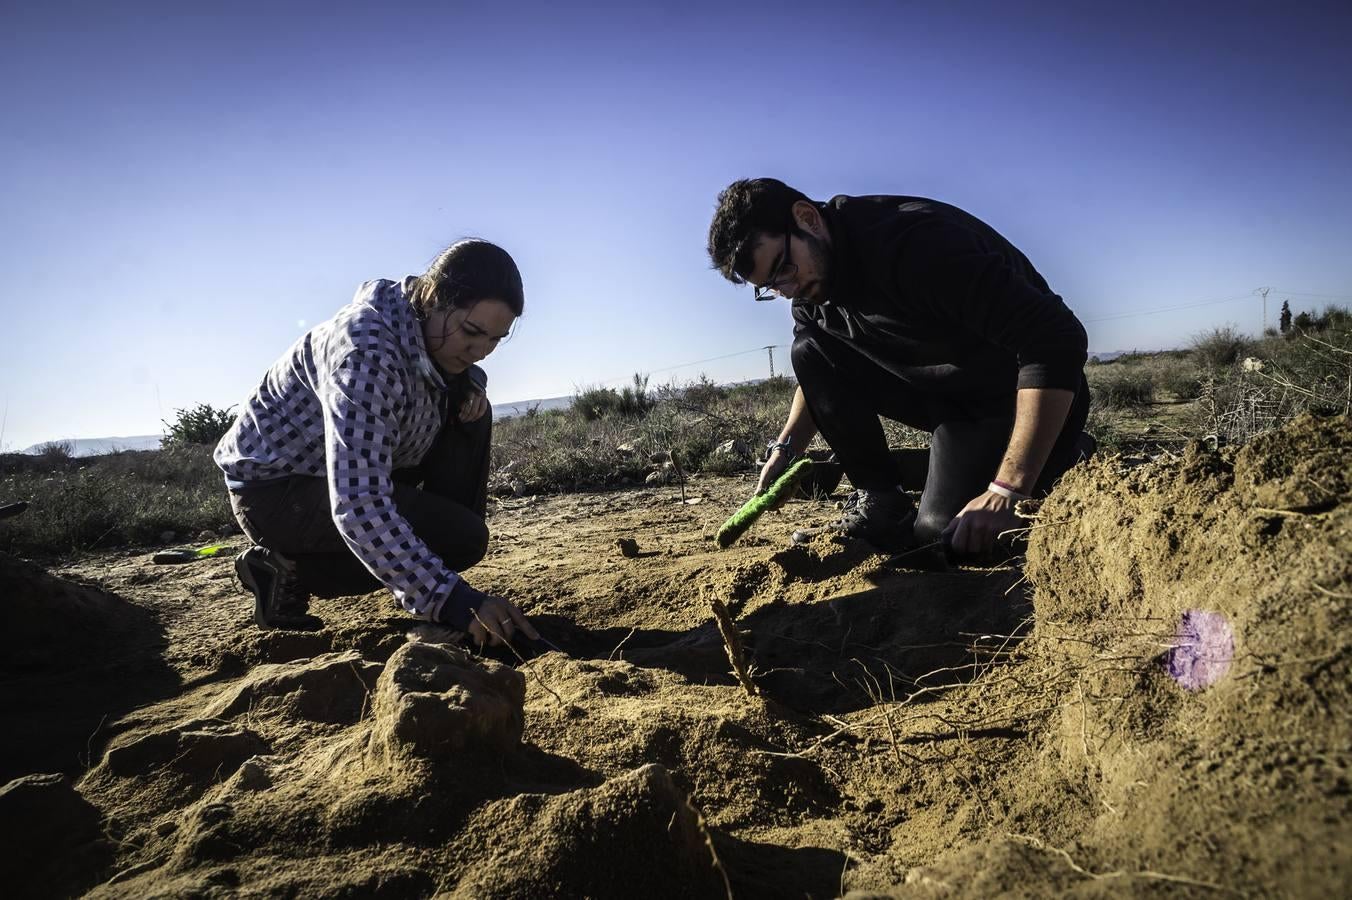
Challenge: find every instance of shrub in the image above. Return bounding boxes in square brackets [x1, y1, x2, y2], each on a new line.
[163, 403, 236, 446]
[615, 373, 655, 418]
[35, 440, 75, 461]
[1086, 365, 1154, 407]
[1196, 317, 1351, 443]
[1191, 326, 1252, 370]
[0, 444, 232, 557]
[573, 374, 655, 421]
[572, 385, 621, 421]
[1147, 356, 1204, 401]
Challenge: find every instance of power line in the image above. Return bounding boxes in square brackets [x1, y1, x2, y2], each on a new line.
[1082, 292, 1255, 324]
[588, 285, 1346, 385]
[592, 344, 787, 387]
[1266, 288, 1352, 301]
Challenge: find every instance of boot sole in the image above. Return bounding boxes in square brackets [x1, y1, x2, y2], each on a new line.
[234, 553, 273, 629]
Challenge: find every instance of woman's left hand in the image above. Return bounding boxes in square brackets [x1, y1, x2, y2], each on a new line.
[459, 388, 489, 423]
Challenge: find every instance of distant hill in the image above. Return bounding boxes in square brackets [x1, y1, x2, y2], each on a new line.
[19, 435, 164, 457]
[493, 395, 574, 419]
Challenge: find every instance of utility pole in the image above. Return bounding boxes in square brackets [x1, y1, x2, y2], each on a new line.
[1257, 286, 1270, 334]
[764, 346, 775, 379]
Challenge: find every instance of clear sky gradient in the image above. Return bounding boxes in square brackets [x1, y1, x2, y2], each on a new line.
[2, 1, 1349, 450]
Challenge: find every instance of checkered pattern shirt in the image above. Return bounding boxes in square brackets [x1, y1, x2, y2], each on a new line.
[214, 277, 484, 621]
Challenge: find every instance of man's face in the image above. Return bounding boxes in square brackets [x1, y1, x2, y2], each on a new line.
[744, 230, 832, 303]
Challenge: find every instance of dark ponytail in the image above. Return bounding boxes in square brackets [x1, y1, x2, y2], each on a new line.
[411, 239, 525, 318]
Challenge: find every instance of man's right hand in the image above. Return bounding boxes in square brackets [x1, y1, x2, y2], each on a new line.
[755, 449, 792, 495]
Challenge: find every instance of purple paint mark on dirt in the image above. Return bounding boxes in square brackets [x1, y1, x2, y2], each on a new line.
[1165, 610, 1235, 691]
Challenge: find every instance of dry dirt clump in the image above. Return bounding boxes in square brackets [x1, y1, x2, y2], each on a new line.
[0, 414, 1347, 898]
[854, 412, 1348, 897]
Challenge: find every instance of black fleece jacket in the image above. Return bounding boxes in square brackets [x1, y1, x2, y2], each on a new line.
[792, 195, 1088, 418]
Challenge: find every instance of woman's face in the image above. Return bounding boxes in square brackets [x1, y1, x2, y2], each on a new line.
[422, 298, 517, 374]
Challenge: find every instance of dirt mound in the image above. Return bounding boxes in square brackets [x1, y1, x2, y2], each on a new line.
[3, 416, 1347, 897]
[448, 764, 725, 899]
[0, 773, 112, 899]
[0, 551, 164, 673]
[862, 412, 1349, 896]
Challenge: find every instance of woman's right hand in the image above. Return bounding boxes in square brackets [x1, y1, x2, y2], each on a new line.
[469, 596, 540, 648]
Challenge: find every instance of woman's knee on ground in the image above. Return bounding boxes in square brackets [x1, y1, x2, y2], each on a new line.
[431, 517, 490, 571]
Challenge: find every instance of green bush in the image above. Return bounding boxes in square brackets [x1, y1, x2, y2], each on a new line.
[573, 374, 656, 421]
[163, 403, 237, 446]
[571, 385, 622, 421]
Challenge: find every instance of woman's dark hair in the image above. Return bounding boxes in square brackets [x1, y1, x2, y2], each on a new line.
[411, 239, 525, 318]
[707, 178, 812, 283]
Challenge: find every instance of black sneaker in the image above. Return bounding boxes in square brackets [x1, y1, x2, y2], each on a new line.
[234, 546, 323, 631]
[835, 487, 916, 553]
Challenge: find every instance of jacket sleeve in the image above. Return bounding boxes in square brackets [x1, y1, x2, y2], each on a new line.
[317, 346, 459, 620]
[895, 221, 1087, 390]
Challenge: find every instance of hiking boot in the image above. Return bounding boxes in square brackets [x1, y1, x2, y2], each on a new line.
[835, 487, 916, 553]
[234, 546, 323, 631]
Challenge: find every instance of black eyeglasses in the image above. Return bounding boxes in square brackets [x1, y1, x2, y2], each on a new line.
[753, 232, 797, 302]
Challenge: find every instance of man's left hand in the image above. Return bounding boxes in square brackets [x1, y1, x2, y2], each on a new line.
[459, 388, 489, 423]
[942, 490, 1021, 556]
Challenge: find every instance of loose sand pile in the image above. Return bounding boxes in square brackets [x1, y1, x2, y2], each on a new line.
[0, 413, 1347, 898]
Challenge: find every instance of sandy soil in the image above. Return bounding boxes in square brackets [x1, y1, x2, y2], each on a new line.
[1, 414, 1348, 899]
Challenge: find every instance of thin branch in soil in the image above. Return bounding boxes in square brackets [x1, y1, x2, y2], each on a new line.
[81, 713, 109, 769]
[470, 609, 566, 706]
[688, 798, 734, 900]
[608, 627, 637, 661]
[703, 586, 758, 697]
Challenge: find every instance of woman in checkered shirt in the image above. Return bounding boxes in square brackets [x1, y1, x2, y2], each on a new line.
[215, 239, 540, 650]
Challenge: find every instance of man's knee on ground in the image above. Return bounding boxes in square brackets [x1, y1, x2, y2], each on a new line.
[912, 508, 951, 547]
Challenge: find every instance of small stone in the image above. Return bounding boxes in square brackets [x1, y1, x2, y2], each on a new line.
[615, 538, 640, 558]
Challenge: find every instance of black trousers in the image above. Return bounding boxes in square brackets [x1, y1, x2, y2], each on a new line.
[228, 410, 493, 598]
[791, 324, 1090, 544]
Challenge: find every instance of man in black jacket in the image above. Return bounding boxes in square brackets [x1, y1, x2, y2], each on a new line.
[706, 178, 1093, 557]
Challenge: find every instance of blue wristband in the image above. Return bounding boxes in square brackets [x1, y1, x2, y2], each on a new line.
[438, 579, 489, 630]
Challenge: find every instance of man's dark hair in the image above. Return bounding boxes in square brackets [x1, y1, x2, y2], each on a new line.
[707, 178, 813, 283]
[412, 238, 525, 317]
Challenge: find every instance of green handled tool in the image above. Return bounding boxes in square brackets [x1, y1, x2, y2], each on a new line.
[152, 543, 233, 565]
[716, 458, 814, 548]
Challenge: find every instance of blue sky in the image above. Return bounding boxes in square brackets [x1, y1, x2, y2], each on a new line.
[2, 0, 1349, 450]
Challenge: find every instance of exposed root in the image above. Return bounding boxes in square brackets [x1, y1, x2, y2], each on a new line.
[1007, 833, 1242, 895]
